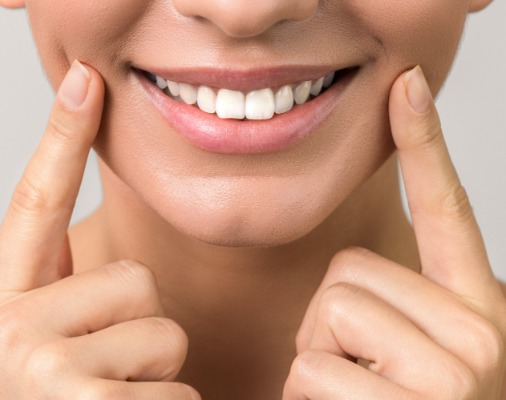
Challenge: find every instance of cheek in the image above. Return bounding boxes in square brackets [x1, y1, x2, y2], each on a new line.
[25, 0, 146, 88]
[348, 0, 470, 91]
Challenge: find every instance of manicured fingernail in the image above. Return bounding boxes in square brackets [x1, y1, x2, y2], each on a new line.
[58, 60, 91, 109]
[404, 65, 432, 113]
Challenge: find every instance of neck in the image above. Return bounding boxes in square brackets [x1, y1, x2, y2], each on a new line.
[70, 153, 418, 400]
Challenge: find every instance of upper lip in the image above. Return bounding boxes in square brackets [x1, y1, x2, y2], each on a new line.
[134, 64, 359, 92]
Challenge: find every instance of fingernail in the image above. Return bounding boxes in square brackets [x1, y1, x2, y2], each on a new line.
[58, 60, 91, 109]
[404, 65, 432, 113]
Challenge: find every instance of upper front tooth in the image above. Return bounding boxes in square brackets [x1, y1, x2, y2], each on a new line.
[156, 76, 168, 90]
[275, 85, 294, 114]
[197, 86, 217, 114]
[310, 77, 324, 96]
[167, 80, 180, 96]
[245, 88, 275, 120]
[293, 81, 311, 105]
[216, 89, 245, 120]
[322, 72, 335, 88]
[179, 83, 198, 104]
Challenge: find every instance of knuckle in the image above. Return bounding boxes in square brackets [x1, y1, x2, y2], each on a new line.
[318, 282, 361, 321]
[408, 115, 442, 151]
[464, 316, 504, 376]
[11, 173, 61, 216]
[149, 317, 189, 357]
[0, 303, 28, 358]
[443, 359, 478, 400]
[24, 341, 71, 386]
[329, 246, 371, 278]
[438, 183, 473, 224]
[106, 260, 160, 309]
[47, 109, 80, 145]
[289, 350, 321, 386]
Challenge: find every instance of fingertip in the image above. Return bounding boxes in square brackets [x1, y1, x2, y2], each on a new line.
[389, 65, 437, 150]
[51, 61, 105, 146]
[57, 60, 104, 115]
[403, 65, 432, 114]
[81, 62, 105, 106]
[80, 63, 105, 136]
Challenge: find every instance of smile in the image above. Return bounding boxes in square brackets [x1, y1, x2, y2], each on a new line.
[135, 65, 359, 153]
[145, 71, 338, 121]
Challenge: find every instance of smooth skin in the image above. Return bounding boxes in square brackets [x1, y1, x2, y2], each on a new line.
[0, 60, 505, 398]
[1, 0, 506, 399]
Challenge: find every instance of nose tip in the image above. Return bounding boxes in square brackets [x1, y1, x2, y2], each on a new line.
[172, 0, 318, 38]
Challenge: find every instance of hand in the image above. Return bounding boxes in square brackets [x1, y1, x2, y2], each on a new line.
[283, 66, 506, 399]
[0, 61, 200, 400]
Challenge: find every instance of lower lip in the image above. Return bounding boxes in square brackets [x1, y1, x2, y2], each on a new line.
[136, 69, 357, 154]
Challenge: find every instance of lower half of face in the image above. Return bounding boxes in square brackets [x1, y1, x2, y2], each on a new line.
[26, 0, 470, 247]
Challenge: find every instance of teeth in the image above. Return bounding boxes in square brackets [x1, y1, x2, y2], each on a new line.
[322, 72, 335, 88]
[197, 86, 217, 114]
[167, 80, 180, 97]
[245, 88, 275, 120]
[293, 81, 311, 105]
[310, 77, 324, 96]
[151, 71, 339, 120]
[156, 76, 168, 90]
[179, 83, 198, 105]
[275, 85, 294, 114]
[216, 89, 245, 120]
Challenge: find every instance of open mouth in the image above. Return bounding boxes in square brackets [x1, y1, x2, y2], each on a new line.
[135, 64, 359, 153]
[138, 67, 357, 121]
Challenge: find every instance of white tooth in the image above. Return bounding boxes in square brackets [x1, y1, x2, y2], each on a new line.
[216, 89, 245, 120]
[179, 83, 198, 105]
[293, 81, 311, 105]
[310, 77, 324, 96]
[156, 75, 168, 90]
[245, 88, 275, 120]
[274, 85, 294, 114]
[322, 72, 335, 88]
[197, 86, 217, 114]
[167, 80, 180, 97]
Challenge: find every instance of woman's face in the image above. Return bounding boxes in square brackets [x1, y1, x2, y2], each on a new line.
[8, 0, 491, 246]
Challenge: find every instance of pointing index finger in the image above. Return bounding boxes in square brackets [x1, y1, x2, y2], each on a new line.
[389, 65, 497, 298]
[0, 60, 104, 292]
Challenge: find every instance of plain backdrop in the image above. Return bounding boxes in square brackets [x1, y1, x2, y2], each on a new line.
[1, 4, 505, 277]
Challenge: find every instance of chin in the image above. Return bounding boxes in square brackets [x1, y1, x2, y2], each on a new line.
[153, 190, 334, 248]
[172, 214, 317, 248]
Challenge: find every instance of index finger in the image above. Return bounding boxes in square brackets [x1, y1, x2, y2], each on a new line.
[389, 65, 498, 299]
[0, 60, 104, 292]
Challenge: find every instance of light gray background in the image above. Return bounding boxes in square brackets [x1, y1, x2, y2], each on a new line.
[1, 5, 505, 277]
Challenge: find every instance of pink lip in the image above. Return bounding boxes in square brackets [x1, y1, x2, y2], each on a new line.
[135, 67, 358, 154]
[140, 65, 347, 92]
